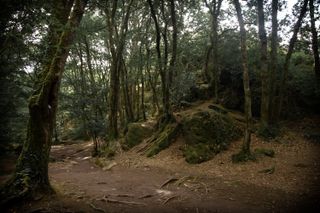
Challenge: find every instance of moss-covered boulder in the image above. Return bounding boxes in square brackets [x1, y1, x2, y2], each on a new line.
[146, 122, 181, 157]
[182, 110, 242, 164]
[123, 123, 153, 150]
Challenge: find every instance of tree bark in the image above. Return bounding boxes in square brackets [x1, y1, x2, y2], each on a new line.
[269, 0, 278, 124]
[105, 0, 133, 140]
[204, 0, 223, 102]
[257, 0, 269, 127]
[233, 0, 252, 154]
[276, 0, 308, 120]
[0, 0, 87, 204]
[309, 0, 320, 85]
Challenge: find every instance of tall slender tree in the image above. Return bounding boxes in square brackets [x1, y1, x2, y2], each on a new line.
[105, 0, 134, 140]
[309, 0, 320, 85]
[276, 0, 309, 120]
[148, 0, 178, 121]
[257, 0, 269, 128]
[269, 0, 278, 123]
[233, 0, 253, 157]
[204, 0, 223, 102]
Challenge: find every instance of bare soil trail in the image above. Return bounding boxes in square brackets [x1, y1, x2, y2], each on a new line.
[1, 102, 320, 212]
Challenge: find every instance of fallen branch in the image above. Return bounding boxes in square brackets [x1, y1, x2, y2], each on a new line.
[89, 203, 106, 213]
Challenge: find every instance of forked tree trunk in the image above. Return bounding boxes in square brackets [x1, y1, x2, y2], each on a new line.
[233, 0, 252, 154]
[0, 0, 87, 204]
[105, 0, 133, 140]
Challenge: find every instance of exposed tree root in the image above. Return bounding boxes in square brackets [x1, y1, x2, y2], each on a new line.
[89, 203, 106, 213]
[160, 177, 178, 188]
[162, 195, 178, 205]
[0, 173, 54, 208]
[100, 195, 146, 206]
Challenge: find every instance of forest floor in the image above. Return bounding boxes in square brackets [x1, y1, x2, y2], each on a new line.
[1, 102, 320, 213]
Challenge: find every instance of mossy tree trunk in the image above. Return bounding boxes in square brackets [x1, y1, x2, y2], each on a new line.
[233, 0, 252, 154]
[0, 0, 87, 204]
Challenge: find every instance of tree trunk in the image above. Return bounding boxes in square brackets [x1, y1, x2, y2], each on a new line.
[309, 0, 320, 85]
[105, 0, 133, 140]
[257, 0, 270, 127]
[147, 0, 167, 118]
[269, 0, 278, 124]
[276, 0, 308, 120]
[0, 0, 87, 204]
[204, 0, 223, 102]
[233, 0, 252, 154]
[120, 59, 134, 123]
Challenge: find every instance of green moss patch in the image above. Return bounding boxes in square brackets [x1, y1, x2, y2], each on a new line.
[146, 122, 181, 157]
[182, 110, 243, 164]
[254, 148, 275, 157]
[231, 151, 256, 163]
[123, 123, 153, 150]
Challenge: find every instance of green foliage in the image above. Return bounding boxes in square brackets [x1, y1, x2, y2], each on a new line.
[98, 144, 116, 159]
[286, 52, 320, 115]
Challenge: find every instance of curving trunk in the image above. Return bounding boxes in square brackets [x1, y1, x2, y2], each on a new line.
[233, 0, 252, 154]
[0, 0, 87, 204]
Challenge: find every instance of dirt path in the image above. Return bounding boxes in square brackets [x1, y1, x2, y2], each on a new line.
[47, 142, 265, 213]
[1, 108, 320, 212]
[9, 130, 315, 213]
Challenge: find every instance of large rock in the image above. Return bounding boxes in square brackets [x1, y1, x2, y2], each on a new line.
[123, 123, 153, 150]
[182, 110, 242, 164]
